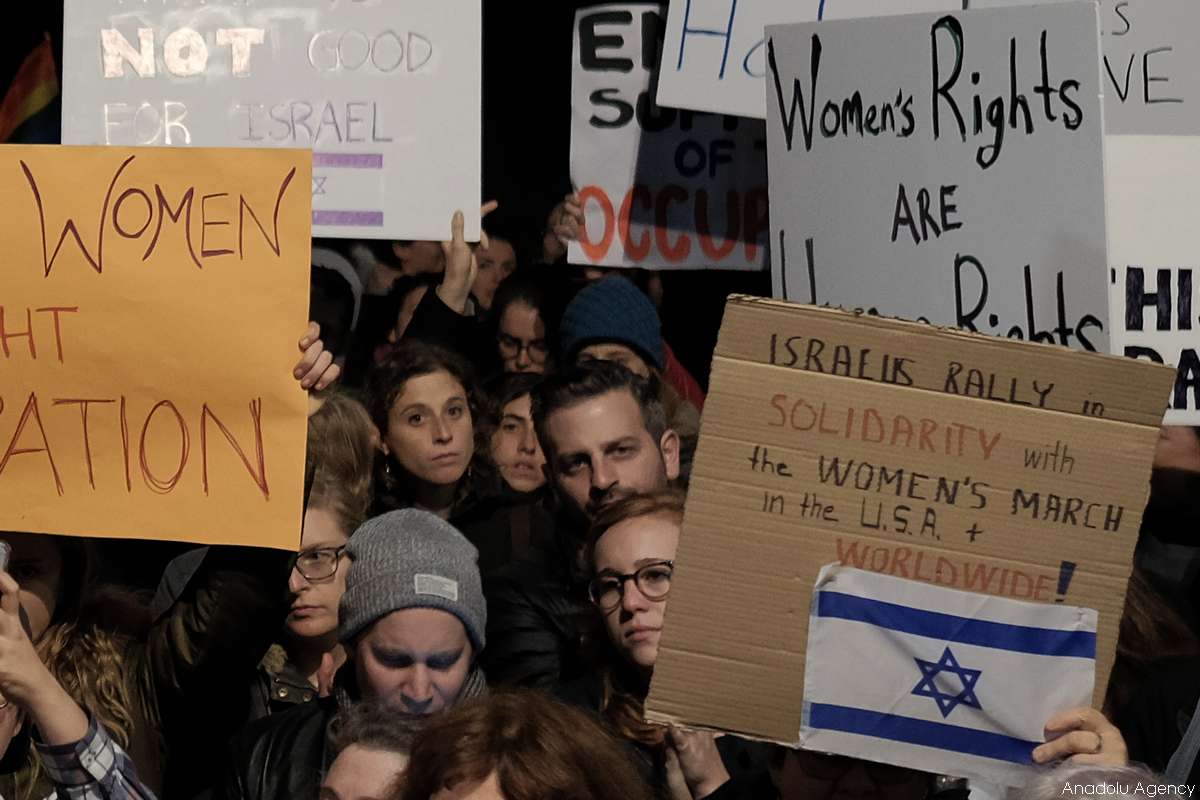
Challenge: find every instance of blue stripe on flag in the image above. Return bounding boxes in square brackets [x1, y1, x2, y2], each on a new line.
[808, 703, 1039, 765]
[816, 591, 1096, 659]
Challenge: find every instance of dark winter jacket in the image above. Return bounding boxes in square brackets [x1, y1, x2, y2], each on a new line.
[480, 510, 590, 689]
[219, 664, 488, 800]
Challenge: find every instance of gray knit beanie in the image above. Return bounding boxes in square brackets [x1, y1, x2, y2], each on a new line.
[338, 509, 486, 651]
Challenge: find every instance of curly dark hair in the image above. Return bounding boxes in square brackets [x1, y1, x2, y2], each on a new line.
[328, 701, 416, 759]
[365, 341, 493, 511]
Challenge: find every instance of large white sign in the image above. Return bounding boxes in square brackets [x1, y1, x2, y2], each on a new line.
[62, 0, 481, 241]
[1108, 136, 1200, 424]
[765, 3, 1110, 351]
[658, 0, 1200, 134]
[568, 3, 768, 270]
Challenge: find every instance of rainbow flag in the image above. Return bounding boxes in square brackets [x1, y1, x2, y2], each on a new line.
[0, 34, 59, 143]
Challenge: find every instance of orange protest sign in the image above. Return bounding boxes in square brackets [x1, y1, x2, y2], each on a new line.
[0, 146, 311, 550]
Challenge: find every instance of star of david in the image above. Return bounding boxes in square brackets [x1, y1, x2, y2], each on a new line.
[911, 646, 982, 718]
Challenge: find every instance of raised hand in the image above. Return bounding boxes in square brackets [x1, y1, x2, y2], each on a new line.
[294, 322, 341, 391]
[437, 201, 498, 314]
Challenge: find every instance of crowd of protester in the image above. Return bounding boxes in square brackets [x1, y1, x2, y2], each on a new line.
[0, 191, 1195, 800]
[3, 4, 1200, 795]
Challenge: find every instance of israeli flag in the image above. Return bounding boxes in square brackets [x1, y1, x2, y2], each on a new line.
[802, 564, 1097, 787]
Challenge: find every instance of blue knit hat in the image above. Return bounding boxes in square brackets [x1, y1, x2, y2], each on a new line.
[559, 276, 664, 371]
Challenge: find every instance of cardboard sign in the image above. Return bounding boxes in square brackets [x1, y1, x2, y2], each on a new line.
[765, 3, 1111, 353]
[657, 0, 1200, 135]
[61, 0, 481, 241]
[568, 4, 768, 270]
[0, 146, 311, 550]
[1107, 136, 1200, 424]
[644, 296, 1173, 745]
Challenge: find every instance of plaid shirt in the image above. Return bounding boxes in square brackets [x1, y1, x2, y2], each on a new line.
[33, 716, 157, 800]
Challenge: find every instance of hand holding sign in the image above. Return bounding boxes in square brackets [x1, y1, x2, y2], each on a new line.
[666, 726, 731, 799]
[295, 322, 341, 392]
[437, 202, 499, 314]
[1034, 707, 1127, 766]
[543, 192, 583, 262]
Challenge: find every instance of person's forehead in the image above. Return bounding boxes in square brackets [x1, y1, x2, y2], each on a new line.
[595, 514, 679, 561]
[301, 507, 349, 548]
[580, 342, 638, 360]
[500, 302, 542, 333]
[366, 607, 467, 648]
[547, 390, 645, 448]
[393, 371, 466, 407]
[502, 394, 533, 419]
[325, 746, 408, 795]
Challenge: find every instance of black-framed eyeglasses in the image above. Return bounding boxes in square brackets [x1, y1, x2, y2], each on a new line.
[588, 560, 674, 611]
[290, 546, 346, 581]
[497, 333, 549, 363]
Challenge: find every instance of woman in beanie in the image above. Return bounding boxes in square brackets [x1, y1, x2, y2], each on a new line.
[220, 509, 488, 800]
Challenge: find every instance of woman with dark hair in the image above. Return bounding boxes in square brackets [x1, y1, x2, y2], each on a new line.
[484, 373, 546, 498]
[366, 340, 491, 521]
[490, 271, 560, 376]
[454, 373, 552, 576]
[321, 703, 415, 800]
[394, 690, 653, 800]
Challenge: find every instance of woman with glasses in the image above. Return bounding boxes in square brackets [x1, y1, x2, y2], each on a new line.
[562, 490, 768, 800]
[251, 392, 376, 720]
[491, 272, 559, 376]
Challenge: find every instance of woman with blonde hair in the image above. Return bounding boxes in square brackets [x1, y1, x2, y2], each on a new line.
[252, 390, 378, 717]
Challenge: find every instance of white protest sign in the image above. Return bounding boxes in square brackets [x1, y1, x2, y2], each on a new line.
[659, 0, 954, 120]
[765, 2, 1110, 352]
[61, 0, 481, 241]
[568, 3, 768, 270]
[658, 0, 1200, 135]
[1107, 136, 1200, 424]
